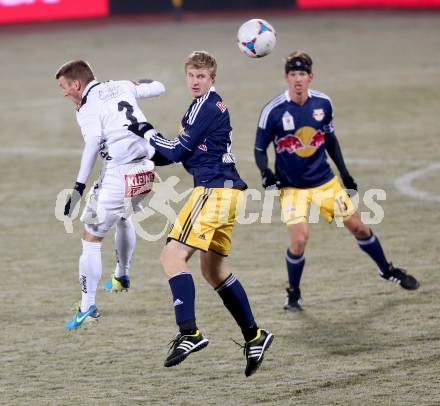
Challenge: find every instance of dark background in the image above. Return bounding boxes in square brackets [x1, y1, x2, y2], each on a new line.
[109, 0, 294, 14]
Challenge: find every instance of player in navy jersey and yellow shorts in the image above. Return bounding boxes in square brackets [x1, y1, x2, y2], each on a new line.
[255, 50, 419, 312]
[168, 186, 243, 256]
[140, 51, 273, 376]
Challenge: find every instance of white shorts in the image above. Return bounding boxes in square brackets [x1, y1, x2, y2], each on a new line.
[80, 159, 155, 237]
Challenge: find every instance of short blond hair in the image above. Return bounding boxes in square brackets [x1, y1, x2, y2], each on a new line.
[184, 51, 217, 78]
[55, 60, 95, 85]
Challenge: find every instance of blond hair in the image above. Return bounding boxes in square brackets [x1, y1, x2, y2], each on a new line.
[55, 60, 95, 85]
[184, 51, 217, 78]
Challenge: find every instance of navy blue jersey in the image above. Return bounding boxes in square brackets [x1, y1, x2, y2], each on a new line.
[255, 89, 335, 188]
[151, 87, 247, 189]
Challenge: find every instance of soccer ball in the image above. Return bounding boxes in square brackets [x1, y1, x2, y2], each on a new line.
[237, 18, 276, 58]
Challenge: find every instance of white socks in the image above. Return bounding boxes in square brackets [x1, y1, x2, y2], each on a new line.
[114, 217, 136, 278]
[79, 239, 102, 312]
[77, 217, 135, 312]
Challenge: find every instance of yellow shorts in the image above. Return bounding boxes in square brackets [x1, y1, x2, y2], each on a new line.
[280, 176, 356, 224]
[168, 187, 243, 256]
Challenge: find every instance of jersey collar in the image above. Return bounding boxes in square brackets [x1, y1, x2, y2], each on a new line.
[195, 86, 215, 101]
[79, 80, 100, 109]
[284, 89, 312, 104]
[81, 80, 99, 98]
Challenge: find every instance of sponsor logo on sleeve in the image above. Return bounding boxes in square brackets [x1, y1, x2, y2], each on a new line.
[216, 101, 227, 113]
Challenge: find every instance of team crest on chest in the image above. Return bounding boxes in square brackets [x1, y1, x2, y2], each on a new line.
[282, 111, 295, 131]
[312, 108, 325, 121]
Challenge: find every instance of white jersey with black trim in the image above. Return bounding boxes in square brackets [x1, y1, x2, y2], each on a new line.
[76, 79, 165, 171]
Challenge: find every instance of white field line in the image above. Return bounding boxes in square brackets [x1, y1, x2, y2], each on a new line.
[0, 147, 81, 156]
[0, 97, 60, 112]
[0, 147, 438, 203]
[239, 154, 432, 167]
[0, 148, 432, 168]
[393, 163, 440, 203]
[345, 157, 434, 167]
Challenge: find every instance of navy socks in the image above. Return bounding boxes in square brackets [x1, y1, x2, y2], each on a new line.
[216, 273, 258, 342]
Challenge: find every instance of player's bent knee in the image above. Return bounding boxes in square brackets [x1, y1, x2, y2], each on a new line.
[199, 261, 209, 279]
[290, 239, 307, 255]
[344, 214, 370, 238]
[159, 246, 175, 268]
[160, 242, 191, 276]
[200, 267, 216, 286]
[82, 230, 104, 243]
[290, 231, 309, 254]
[354, 226, 371, 239]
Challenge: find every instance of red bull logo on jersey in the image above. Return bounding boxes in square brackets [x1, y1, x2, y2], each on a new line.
[275, 126, 325, 158]
[309, 131, 325, 148]
[275, 134, 305, 154]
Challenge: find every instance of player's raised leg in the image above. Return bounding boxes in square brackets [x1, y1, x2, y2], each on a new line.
[344, 212, 419, 290]
[64, 231, 103, 330]
[201, 250, 273, 377]
[161, 240, 208, 367]
[102, 217, 136, 292]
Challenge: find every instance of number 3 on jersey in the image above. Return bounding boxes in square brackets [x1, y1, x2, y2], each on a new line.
[118, 101, 139, 126]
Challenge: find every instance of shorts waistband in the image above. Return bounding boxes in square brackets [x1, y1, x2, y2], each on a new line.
[130, 156, 147, 163]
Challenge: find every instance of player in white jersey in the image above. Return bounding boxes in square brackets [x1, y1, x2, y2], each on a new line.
[56, 60, 165, 330]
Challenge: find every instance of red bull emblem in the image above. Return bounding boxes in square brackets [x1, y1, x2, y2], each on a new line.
[309, 130, 325, 148]
[276, 129, 325, 156]
[275, 134, 305, 153]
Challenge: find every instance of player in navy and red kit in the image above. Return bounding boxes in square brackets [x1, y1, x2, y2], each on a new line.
[255, 50, 419, 311]
[139, 51, 273, 376]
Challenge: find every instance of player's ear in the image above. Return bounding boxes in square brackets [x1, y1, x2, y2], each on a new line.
[73, 79, 82, 90]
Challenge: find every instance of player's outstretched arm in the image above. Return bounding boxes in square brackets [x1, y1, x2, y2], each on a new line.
[126, 122, 174, 166]
[151, 149, 174, 166]
[325, 132, 357, 192]
[150, 132, 193, 163]
[254, 148, 279, 189]
[128, 122, 157, 139]
[149, 101, 216, 163]
[131, 79, 166, 99]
